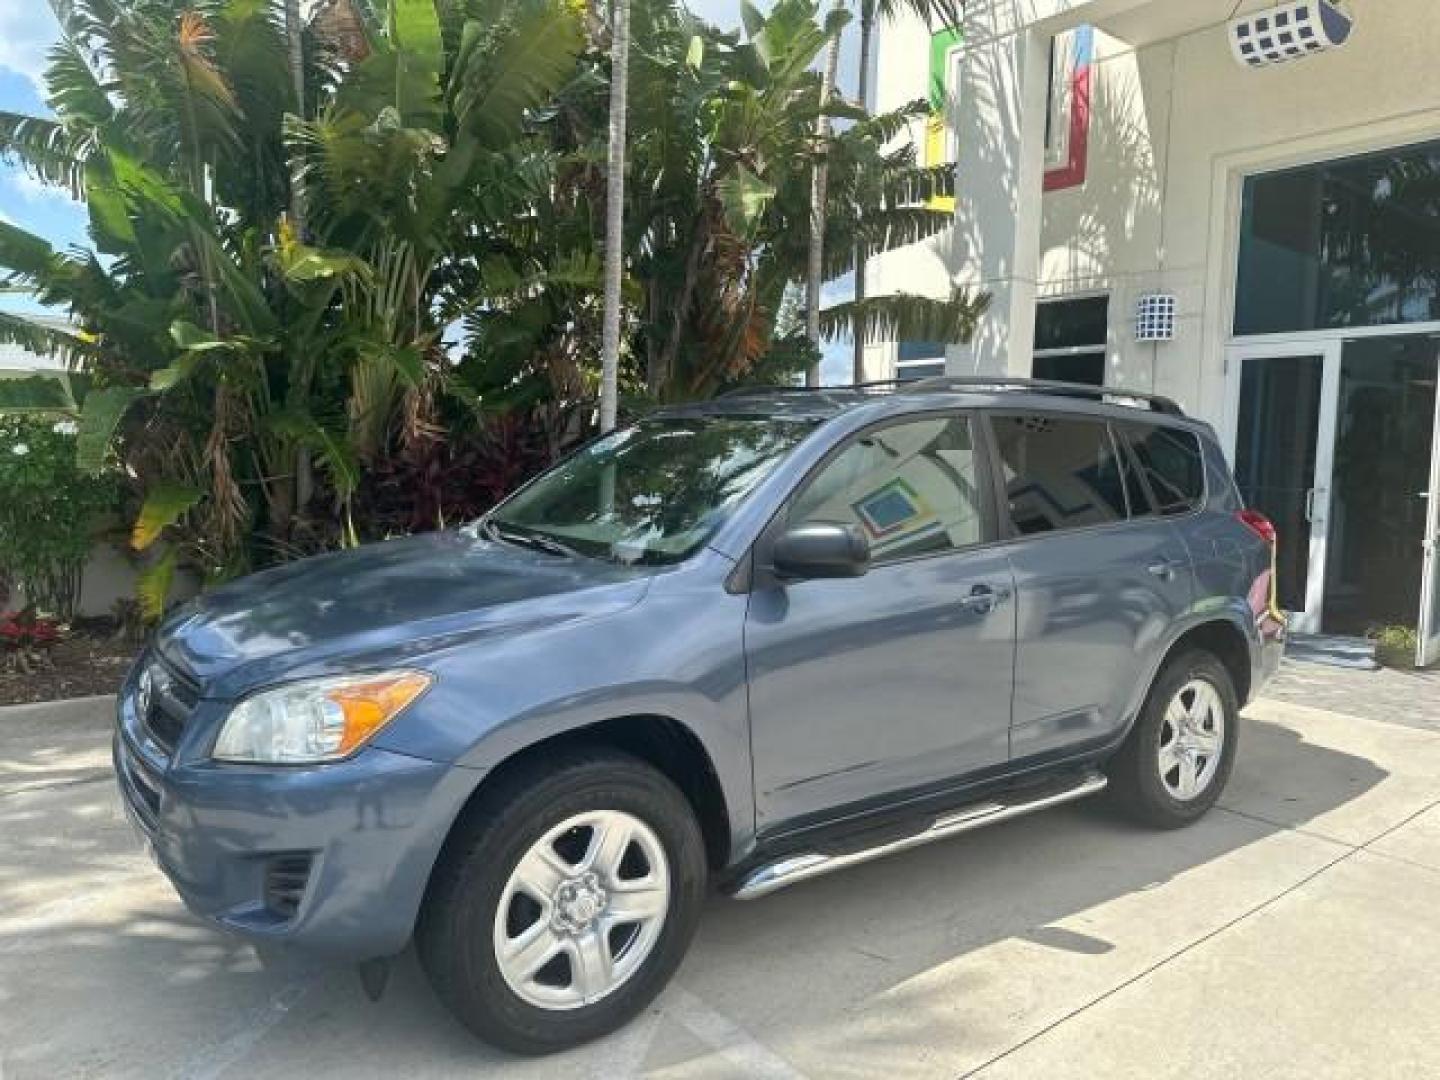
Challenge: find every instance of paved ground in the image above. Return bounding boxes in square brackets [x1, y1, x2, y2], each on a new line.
[4, 671, 1440, 1079]
[1264, 657, 1440, 732]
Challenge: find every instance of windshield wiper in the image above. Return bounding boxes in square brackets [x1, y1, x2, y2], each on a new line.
[479, 518, 586, 560]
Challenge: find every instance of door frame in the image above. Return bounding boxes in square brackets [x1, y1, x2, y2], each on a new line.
[1225, 329, 1440, 659]
[1222, 337, 1342, 635]
[1417, 370, 1440, 666]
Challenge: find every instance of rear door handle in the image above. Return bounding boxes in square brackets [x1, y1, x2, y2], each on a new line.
[958, 583, 1011, 615]
[1147, 558, 1185, 581]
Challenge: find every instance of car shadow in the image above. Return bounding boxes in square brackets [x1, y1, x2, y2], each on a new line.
[0, 713, 1392, 1078]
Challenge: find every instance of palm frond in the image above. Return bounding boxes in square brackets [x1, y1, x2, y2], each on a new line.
[865, 0, 962, 36]
[878, 163, 955, 207]
[854, 205, 956, 256]
[44, 35, 114, 128]
[76, 385, 148, 475]
[0, 111, 93, 195]
[0, 311, 94, 366]
[820, 288, 991, 346]
[0, 220, 66, 285]
[447, 0, 584, 153]
[841, 98, 929, 147]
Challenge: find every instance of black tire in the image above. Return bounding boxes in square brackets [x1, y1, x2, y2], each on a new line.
[416, 746, 707, 1055]
[1107, 649, 1239, 829]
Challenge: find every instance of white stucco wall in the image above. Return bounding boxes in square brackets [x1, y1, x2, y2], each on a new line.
[868, 0, 1440, 427]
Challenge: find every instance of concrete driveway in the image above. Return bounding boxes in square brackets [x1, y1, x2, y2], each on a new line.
[4, 692, 1440, 1079]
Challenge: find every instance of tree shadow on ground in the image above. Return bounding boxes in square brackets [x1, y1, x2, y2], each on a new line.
[0, 712, 1393, 1078]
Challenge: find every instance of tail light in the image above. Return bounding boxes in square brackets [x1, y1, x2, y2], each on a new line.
[1236, 509, 1277, 546]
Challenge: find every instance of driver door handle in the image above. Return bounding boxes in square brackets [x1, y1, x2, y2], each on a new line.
[958, 583, 1011, 615]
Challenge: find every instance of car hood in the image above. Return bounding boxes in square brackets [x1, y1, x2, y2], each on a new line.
[154, 530, 651, 696]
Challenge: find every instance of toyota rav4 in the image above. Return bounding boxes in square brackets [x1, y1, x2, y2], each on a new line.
[115, 377, 1284, 1053]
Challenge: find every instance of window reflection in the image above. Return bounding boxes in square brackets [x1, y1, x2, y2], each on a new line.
[492, 417, 816, 564]
[1236, 140, 1440, 334]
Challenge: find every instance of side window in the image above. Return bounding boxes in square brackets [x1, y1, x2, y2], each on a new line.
[1123, 424, 1206, 516]
[990, 414, 1129, 535]
[790, 416, 986, 564]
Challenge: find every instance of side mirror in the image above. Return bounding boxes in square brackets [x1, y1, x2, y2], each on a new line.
[771, 523, 871, 580]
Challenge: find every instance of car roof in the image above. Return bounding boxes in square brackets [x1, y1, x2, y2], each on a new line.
[649, 378, 1209, 433]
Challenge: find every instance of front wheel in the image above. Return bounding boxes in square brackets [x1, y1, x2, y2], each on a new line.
[417, 748, 707, 1054]
[1107, 649, 1239, 828]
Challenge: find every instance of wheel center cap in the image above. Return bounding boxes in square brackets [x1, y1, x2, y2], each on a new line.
[552, 872, 608, 934]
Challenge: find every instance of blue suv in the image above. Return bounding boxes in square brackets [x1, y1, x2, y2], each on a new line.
[114, 378, 1284, 1053]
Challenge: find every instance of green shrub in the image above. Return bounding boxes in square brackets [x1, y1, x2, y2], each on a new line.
[1369, 623, 1419, 669]
[0, 415, 119, 618]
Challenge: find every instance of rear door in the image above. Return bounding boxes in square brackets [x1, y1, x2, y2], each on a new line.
[987, 411, 1193, 762]
[745, 412, 1017, 830]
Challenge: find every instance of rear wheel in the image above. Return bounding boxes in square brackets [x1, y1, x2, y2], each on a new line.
[417, 748, 707, 1054]
[1107, 649, 1238, 828]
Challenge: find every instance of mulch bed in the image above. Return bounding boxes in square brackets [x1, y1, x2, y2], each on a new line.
[0, 622, 141, 706]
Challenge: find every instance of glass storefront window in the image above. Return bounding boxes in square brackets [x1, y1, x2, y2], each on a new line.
[1235, 140, 1440, 335]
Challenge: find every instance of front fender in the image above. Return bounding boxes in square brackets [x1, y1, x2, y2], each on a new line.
[372, 557, 758, 865]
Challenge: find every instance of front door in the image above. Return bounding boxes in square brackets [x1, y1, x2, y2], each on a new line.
[744, 413, 1016, 831]
[1224, 343, 1339, 634]
[1322, 336, 1440, 642]
[1227, 335, 1440, 662]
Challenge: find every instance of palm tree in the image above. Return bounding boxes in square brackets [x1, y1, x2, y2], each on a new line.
[805, 0, 846, 386]
[617, 0, 976, 401]
[599, 0, 631, 433]
[0, 0, 590, 610]
[283, 0, 307, 230]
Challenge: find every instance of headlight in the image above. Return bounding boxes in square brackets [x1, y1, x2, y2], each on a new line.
[212, 670, 433, 764]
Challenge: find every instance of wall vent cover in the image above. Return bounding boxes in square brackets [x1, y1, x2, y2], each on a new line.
[1229, 1, 1353, 69]
[1135, 294, 1177, 342]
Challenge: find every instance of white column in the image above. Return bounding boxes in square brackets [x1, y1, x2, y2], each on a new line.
[947, 21, 1053, 377]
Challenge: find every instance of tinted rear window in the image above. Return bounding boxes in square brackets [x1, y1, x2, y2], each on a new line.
[1122, 424, 1206, 516]
[990, 415, 1129, 535]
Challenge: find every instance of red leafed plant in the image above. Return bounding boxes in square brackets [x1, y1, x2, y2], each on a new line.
[1, 609, 63, 674]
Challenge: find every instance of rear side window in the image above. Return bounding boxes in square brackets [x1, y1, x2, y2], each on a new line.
[1122, 423, 1206, 516]
[990, 415, 1129, 535]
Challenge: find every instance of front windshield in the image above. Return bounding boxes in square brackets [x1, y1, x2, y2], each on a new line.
[486, 416, 818, 565]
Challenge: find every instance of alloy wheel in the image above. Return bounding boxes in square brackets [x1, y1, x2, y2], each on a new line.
[492, 809, 670, 1011]
[1158, 678, 1226, 801]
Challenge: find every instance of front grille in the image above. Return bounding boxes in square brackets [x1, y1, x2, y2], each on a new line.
[142, 659, 201, 756]
[264, 854, 315, 920]
[116, 740, 161, 832]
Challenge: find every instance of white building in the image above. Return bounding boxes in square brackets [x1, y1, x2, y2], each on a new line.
[866, 0, 1440, 662]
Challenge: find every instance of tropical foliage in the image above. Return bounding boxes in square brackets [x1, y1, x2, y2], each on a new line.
[0, 415, 119, 618]
[0, 0, 985, 616]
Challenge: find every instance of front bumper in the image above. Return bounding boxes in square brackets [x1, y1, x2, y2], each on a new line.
[114, 678, 481, 960]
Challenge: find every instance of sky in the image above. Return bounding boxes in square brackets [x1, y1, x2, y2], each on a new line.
[0, 2, 88, 318]
[0, 0, 855, 382]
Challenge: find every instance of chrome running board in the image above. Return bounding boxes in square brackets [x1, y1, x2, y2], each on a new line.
[733, 770, 1108, 901]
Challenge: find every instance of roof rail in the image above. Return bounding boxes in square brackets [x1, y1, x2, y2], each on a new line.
[900, 376, 1184, 416]
[717, 380, 901, 398]
[716, 376, 1184, 416]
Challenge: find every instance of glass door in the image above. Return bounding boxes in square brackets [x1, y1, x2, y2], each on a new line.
[1323, 336, 1440, 646]
[1224, 343, 1340, 634]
